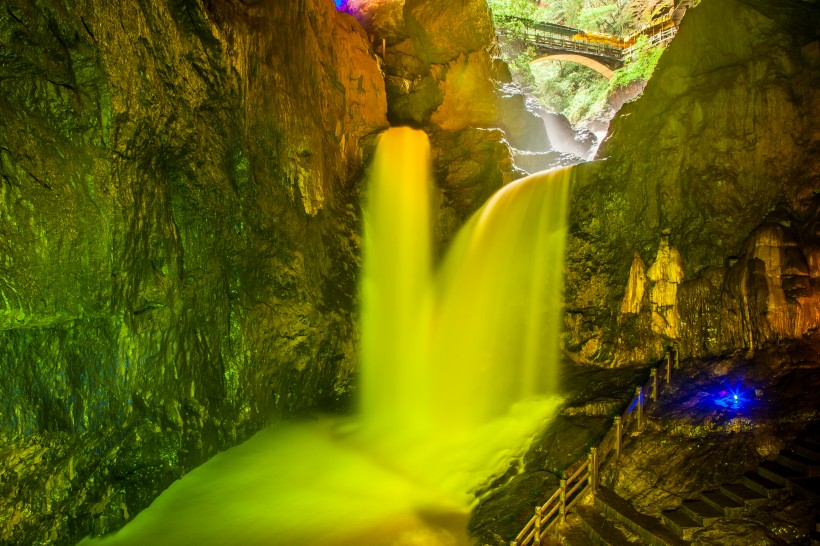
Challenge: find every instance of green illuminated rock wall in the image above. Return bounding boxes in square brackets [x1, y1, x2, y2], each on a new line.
[565, 0, 820, 365]
[0, 0, 387, 543]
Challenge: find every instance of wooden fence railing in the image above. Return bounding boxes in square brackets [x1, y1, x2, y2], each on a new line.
[622, 26, 678, 58]
[511, 345, 680, 546]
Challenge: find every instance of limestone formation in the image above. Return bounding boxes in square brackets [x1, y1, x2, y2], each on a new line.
[620, 253, 647, 316]
[678, 213, 820, 358]
[646, 234, 684, 339]
[565, 0, 820, 365]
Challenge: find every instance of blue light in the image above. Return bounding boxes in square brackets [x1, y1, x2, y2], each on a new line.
[715, 383, 749, 411]
[333, 0, 345, 8]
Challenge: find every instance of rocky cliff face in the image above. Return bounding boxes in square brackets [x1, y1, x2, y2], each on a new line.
[0, 0, 387, 543]
[4, 0, 818, 542]
[344, 0, 549, 247]
[565, 0, 820, 366]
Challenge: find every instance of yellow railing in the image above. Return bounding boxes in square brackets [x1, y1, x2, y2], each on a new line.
[498, 14, 679, 62]
[510, 345, 680, 546]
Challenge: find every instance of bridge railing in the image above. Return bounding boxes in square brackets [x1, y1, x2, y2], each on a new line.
[496, 15, 679, 64]
[510, 346, 680, 546]
[521, 29, 623, 61]
[623, 26, 677, 58]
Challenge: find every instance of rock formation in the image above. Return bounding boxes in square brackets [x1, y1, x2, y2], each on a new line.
[646, 233, 684, 340]
[565, 0, 820, 366]
[620, 253, 647, 316]
[0, 0, 387, 543]
[344, 0, 549, 247]
[1, 0, 819, 543]
[0, 0, 555, 542]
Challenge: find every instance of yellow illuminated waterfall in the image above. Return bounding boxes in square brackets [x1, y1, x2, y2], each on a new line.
[359, 127, 569, 501]
[81, 128, 570, 545]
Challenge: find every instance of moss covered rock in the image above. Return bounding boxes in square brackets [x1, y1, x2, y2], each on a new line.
[0, 0, 387, 543]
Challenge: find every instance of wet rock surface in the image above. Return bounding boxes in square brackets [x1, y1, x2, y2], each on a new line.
[0, 0, 387, 543]
[616, 336, 820, 503]
[346, 0, 548, 238]
[603, 334, 820, 545]
[565, 0, 820, 366]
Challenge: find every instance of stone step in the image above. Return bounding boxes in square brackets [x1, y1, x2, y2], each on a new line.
[778, 450, 820, 476]
[661, 509, 701, 541]
[758, 460, 805, 485]
[792, 439, 820, 462]
[561, 522, 597, 546]
[789, 477, 820, 503]
[742, 472, 784, 499]
[594, 487, 688, 546]
[719, 483, 767, 507]
[700, 489, 745, 516]
[575, 505, 633, 546]
[680, 499, 722, 526]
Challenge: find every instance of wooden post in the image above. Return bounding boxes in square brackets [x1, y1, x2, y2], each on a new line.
[559, 478, 567, 523]
[651, 367, 659, 402]
[636, 386, 644, 430]
[666, 348, 672, 385]
[589, 447, 599, 492]
[614, 416, 622, 459]
[534, 505, 542, 543]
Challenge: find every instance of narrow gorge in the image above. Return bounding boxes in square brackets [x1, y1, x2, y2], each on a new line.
[0, 0, 818, 545]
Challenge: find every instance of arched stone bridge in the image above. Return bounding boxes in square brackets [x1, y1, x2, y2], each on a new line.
[497, 1, 691, 79]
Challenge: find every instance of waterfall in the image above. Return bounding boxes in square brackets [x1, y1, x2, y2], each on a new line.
[80, 127, 570, 545]
[360, 127, 568, 501]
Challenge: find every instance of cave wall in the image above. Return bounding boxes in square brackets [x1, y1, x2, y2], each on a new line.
[565, 0, 820, 365]
[0, 0, 387, 543]
[6, 0, 818, 541]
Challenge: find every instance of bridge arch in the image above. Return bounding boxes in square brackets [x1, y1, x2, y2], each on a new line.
[530, 54, 615, 79]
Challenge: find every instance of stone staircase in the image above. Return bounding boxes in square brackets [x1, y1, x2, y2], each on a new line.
[814, 515, 820, 546]
[564, 435, 820, 545]
[584, 487, 687, 546]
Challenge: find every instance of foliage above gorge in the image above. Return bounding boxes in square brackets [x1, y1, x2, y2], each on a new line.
[488, 0, 674, 123]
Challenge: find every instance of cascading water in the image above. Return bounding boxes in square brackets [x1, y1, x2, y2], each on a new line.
[359, 127, 568, 502]
[80, 128, 570, 545]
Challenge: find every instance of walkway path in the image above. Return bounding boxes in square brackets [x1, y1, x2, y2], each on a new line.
[509, 343, 820, 545]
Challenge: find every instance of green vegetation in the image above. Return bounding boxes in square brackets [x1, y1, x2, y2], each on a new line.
[531, 62, 611, 124]
[609, 35, 666, 89]
[488, 0, 671, 124]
